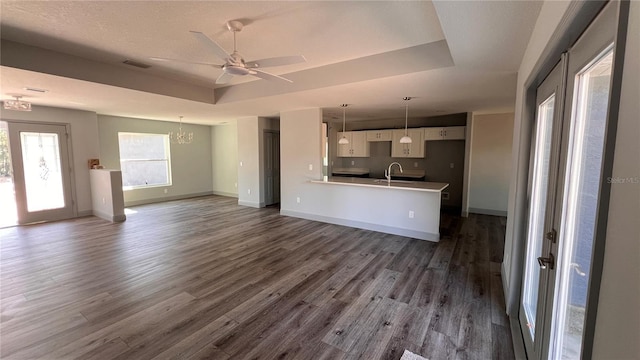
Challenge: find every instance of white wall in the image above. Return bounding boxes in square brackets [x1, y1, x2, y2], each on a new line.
[211, 122, 238, 197]
[0, 105, 99, 216]
[505, 1, 639, 358]
[236, 116, 261, 207]
[280, 108, 324, 213]
[97, 115, 213, 206]
[504, 0, 573, 291]
[592, 1, 640, 357]
[468, 112, 514, 216]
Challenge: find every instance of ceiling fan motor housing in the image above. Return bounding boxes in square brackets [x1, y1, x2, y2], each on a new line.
[223, 64, 251, 76]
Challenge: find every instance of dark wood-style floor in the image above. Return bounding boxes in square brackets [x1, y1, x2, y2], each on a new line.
[0, 195, 514, 360]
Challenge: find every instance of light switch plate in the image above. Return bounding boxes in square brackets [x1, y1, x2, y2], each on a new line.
[308, 164, 313, 171]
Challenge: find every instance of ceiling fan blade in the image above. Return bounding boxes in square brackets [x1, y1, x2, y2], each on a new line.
[190, 31, 231, 62]
[150, 57, 222, 67]
[245, 55, 307, 69]
[216, 72, 234, 84]
[251, 69, 293, 83]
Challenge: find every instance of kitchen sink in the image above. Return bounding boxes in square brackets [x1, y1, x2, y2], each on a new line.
[372, 179, 415, 184]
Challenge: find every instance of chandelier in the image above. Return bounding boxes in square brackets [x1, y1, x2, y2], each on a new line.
[169, 116, 193, 144]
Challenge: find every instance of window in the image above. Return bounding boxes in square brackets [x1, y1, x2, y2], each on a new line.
[118, 133, 171, 189]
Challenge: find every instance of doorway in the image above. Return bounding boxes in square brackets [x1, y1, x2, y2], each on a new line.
[519, 2, 620, 359]
[6, 122, 76, 224]
[263, 130, 280, 207]
[0, 121, 17, 228]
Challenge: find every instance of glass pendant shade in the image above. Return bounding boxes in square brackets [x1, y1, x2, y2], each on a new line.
[401, 99, 412, 143]
[339, 104, 349, 144]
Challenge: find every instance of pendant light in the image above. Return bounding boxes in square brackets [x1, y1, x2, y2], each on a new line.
[400, 97, 412, 144]
[338, 104, 349, 144]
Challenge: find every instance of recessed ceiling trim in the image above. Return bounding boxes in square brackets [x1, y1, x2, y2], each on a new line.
[215, 40, 454, 104]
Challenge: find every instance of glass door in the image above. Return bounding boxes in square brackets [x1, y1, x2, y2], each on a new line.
[520, 2, 618, 359]
[7, 122, 75, 224]
[520, 59, 565, 358]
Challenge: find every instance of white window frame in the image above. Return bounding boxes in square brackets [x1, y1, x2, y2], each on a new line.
[118, 132, 172, 190]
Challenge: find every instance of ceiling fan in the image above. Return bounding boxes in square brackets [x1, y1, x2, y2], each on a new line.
[151, 20, 306, 84]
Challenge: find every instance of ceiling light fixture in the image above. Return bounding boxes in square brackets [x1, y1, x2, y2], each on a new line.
[338, 104, 349, 145]
[3, 96, 32, 112]
[400, 97, 412, 144]
[169, 116, 193, 144]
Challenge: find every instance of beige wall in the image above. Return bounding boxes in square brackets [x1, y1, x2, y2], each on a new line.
[0, 105, 99, 215]
[468, 112, 514, 216]
[97, 115, 213, 206]
[211, 123, 238, 197]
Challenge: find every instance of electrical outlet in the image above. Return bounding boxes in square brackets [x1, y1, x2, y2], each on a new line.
[101, 197, 106, 205]
[351, 160, 355, 166]
[308, 164, 313, 171]
[409, 211, 415, 218]
[247, 189, 251, 195]
[234, 182, 237, 188]
[164, 188, 168, 194]
[296, 197, 300, 204]
[240, 161, 243, 167]
[450, 163, 454, 169]
[414, 162, 418, 167]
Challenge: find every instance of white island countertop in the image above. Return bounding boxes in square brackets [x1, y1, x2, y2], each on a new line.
[311, 177, 449, 193]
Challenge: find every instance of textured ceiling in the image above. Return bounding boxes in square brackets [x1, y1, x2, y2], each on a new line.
[0, 1, 542, 125]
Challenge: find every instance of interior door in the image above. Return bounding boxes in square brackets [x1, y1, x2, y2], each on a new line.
[520, 2, 618, 359]
[7, 122, 75, 224]
[263, 130, 280, 206]
[519, 59, 566, 359]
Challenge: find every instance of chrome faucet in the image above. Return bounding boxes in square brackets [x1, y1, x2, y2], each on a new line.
[385, 162, 403, 185]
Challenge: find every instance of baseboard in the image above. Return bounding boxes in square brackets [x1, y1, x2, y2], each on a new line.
[468, 207, 508, 217]
[92, 209, 126, 223]
[77, 210, 93, 218]
[212, 191, 238, 198]
[280, 209, 439, 242]
[238, 200, 262, 208]
[124, 192, 214, 207]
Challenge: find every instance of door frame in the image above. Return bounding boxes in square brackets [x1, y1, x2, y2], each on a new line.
[505, 1, 630, 359]
[5, 120, 78, 224]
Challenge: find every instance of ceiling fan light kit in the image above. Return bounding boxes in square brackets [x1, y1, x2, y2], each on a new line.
[154, 20, 306, 85]
[339, 104, 349, 145]
[400, 97, 412, 144]
[3, 96, 32, 111]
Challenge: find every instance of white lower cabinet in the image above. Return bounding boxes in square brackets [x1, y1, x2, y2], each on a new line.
[391, 129, 424, 158]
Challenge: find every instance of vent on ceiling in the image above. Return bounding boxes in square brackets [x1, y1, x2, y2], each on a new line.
[122, 59, 151, 69]
[24, 87, 48, 93]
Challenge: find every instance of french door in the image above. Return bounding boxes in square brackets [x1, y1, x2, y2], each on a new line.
[7, 122, 75, 224]
[520, 2, 618, 359]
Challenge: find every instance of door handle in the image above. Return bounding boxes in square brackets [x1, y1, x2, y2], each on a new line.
[537, 253, 555, 270]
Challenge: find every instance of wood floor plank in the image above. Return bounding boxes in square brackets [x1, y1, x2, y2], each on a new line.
[0, 197, 514, 360]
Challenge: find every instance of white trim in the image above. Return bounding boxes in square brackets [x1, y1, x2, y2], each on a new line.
[213, 191, 238, 198]
[237, 200, 262, 208]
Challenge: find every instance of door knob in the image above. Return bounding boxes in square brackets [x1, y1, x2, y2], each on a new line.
[537, 253, 555, 270]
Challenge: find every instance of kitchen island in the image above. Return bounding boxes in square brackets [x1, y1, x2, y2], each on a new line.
[300, 177, 449, 241]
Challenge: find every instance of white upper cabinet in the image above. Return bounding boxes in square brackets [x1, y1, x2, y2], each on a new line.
[366, 130, 392, 142]
[391, 129, 424, 158]
[424, 126, 466, 140]
[337, 131, 370, 157]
